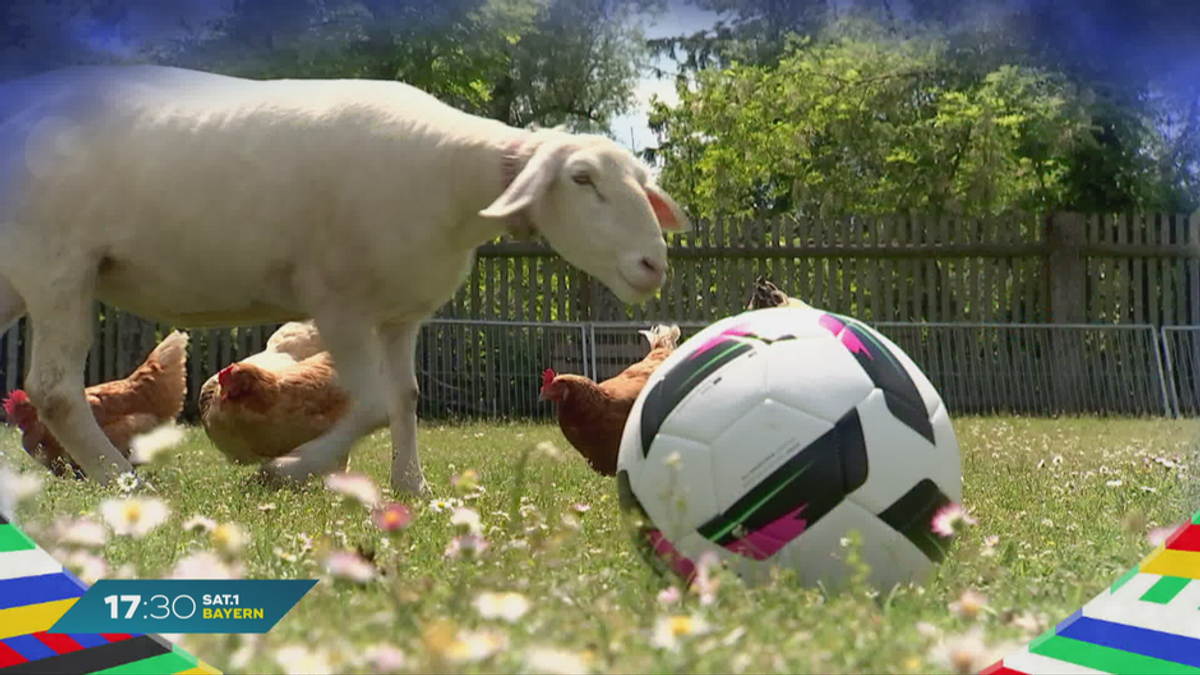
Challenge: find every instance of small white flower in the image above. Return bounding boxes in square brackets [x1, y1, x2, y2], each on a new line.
[536, 441, 562, 460]
[1106, 479, 1123, 487]
[128, 423, 185, 464]
[274, 644, 332, 675]
[0, 467, 43, 522]
[100, 497, 170, 538]
[115, 472, 140, 493]
[524, 647, 591, 674]
[322, 550, 375, 584]
[450, 507, 483, 536]
[443, 629, 507, 664]
[429, 497, 464, 514]
[657, 586, 682, 606]
[651, 614, 711, 652]
[53, 517, 109, 548]
[170, 551, 242, 580]
[182, 515, 217, 533]
[211, 522, 248, 556]
[62, 550, 109, 585]
[363, 644, 406, 673]
[445, 535, 489, 559]
[324, 472, 381, 508]
[662, 451, 682, 469]
[474, 591, 530, 623]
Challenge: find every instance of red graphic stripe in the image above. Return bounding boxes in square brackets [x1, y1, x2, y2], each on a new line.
[979, 661, 1028, 675]
[34, 631, 83, 654]
[1166, 524, 1200, 552]
[0, 641, 27, 668]
[101, 634, 134, 643]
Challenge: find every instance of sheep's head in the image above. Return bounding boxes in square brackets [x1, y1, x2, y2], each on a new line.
[480, 131, 691, 303]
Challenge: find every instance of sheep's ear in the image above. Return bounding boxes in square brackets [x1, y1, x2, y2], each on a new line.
[481, 141, 574, 219]
[645, 184, 692, 232]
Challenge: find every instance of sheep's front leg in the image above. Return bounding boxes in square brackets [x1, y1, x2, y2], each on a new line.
[377, 320, 429, 496]
[23, 283, 133, 484]
[0, 273, 26, 331]
[260, 318, 389, 485]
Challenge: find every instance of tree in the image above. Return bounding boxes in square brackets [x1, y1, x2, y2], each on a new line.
[1, 0, 661, 135]
[648, 20, 1091, 220]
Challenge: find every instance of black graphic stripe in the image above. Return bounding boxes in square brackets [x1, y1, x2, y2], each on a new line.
[876, 478, 952, 563]
[0, 635, 174, 675]
[640, 339, 754, 458]
[829, 314, 936, 445]
[697, 408, 870, 547]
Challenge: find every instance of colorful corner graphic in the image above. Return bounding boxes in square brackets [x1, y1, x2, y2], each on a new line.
[0, 513, 221, 674]
[981, 508, 1200, 674]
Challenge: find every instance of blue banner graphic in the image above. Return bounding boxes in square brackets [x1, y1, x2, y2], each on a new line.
[45, 579, 318, 634]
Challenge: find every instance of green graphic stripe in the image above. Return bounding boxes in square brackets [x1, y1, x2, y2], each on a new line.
[0, 524, 36, 552]
[706, 459, 814, 542]
[1031, 635, 1200, 675]
[1193, 510, 1200, 525]
[93, 645, 198, 675]
[1140, 576, 1191, 604]
[680, 340, 751, 393]
[1110, 565, 1140, 593]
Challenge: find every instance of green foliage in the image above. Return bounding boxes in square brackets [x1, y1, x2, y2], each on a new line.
[649, 20, 1090, 219]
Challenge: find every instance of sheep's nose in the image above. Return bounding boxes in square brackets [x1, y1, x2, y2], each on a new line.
[640, 257, 665, 275]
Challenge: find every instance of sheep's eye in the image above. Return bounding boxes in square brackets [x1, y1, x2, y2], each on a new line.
[572, 173, 593, 186]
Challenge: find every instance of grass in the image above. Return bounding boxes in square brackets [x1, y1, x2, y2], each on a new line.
[2, 416, 1198, 674]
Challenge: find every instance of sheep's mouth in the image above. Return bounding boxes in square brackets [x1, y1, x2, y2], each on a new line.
[619, 269, 664, 296]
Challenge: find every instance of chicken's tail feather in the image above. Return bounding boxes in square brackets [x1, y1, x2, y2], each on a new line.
[639, 324, 681, 351]
[128, 330, 190, 419]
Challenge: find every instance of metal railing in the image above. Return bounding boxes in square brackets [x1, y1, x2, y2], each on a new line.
[1, 318, 1194, 422]
[1162, 327, 1200, 418]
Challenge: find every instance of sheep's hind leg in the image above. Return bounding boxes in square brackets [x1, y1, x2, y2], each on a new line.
[22, 280, 133, 484]
[260, 319, 388, 486]
[378, 319, 429, 496]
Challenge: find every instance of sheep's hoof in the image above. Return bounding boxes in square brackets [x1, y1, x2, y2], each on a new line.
[258, 455, 324, 489]
[391, 473, 432, 497]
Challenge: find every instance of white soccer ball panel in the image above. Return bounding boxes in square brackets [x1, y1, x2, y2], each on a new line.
[780, 498, 936, 591]
[708, 399, 833, 514]
[846, 389, 961, 515]
[764, 336, 876, 424]
[929, 403, 962, 503]
[632, 433, 719, 540]
[657, 345, 769, 445]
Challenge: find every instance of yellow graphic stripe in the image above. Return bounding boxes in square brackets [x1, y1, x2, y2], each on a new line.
[0, 598, 78, 640]
[1140, 547, 1200, 580]
[176, 660, 223, 674]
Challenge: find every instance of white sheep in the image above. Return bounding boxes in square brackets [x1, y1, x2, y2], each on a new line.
[0, 64, 690, 494]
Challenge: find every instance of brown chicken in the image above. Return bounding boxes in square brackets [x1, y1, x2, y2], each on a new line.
[2, 330, 190, 479]
[198, 321, 351, 465]
[746, 276, 813, 310]
[539, 324, 682, 476]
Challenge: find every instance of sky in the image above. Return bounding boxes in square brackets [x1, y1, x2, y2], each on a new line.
[609, 0, 721, 153]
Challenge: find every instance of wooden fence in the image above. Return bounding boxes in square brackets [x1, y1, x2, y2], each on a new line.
[0, 211, 1197, 421]
[451, 211, 1200, 326]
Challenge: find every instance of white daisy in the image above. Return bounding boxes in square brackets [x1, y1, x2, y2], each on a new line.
[100, 496, 170, 538]
[474, 591, 530, 623]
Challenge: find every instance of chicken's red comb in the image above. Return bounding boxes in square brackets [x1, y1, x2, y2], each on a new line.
[541, 368, 556, 388]
[217, 364, 237, 387]
[2, 390, 30, 418]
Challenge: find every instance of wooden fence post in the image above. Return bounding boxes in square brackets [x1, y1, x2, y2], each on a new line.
[1045, 211, 1087, 412]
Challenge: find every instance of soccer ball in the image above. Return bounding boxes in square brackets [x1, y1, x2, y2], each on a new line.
[616, 306, 962, 591]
